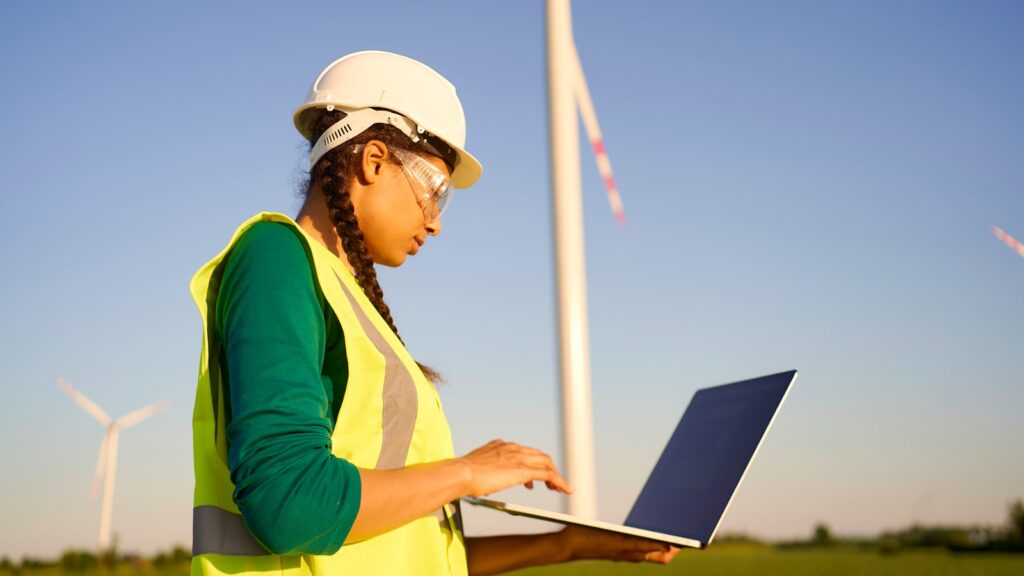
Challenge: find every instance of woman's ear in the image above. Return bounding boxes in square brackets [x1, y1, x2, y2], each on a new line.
[355, 139, 389, 185]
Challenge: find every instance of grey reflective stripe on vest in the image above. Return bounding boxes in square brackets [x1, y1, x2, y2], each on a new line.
[334, 271, 418, 470]
[193, 505, 269, 556]
[432, 499, 465, 533]
[450, 498, 464, 534]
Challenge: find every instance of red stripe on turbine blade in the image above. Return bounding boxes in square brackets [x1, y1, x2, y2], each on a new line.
[994, 226, 1012, 244]
[992, 225, 1024, 257]
[587, 136, 626, 226]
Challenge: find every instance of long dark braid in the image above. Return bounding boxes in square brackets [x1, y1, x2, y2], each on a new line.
[305, 109, 442, 383]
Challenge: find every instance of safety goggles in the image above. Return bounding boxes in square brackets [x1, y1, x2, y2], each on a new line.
[392, 147, 453, 221]
[352, 144, 452, 221]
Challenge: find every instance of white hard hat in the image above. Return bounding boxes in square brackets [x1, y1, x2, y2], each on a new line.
[294, 51, 482, 189]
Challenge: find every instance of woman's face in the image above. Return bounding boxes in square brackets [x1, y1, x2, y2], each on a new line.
[350, 141, 449, 267]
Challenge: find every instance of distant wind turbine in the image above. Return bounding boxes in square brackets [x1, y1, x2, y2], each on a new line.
[992, 225, 1024, 259]
[58, 378, 169, 553]
[548, 0, 627, 520]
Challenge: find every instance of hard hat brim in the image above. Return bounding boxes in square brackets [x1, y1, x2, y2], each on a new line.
[449, 147, 482, 190]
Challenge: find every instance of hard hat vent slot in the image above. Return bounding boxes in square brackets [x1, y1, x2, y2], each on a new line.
[324, 124, 352, 146]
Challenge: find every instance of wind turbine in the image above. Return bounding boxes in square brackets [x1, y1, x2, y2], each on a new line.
[548, 0, 626, 520]
[58, 378, 169, 553]
[992, 225, 1024, 259]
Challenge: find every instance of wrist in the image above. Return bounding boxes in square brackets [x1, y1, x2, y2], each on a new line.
[552, 527, 576, 563]
[449, 457, 474, 498]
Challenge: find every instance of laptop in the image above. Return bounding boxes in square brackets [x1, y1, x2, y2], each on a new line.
[463, 370, 798, 549]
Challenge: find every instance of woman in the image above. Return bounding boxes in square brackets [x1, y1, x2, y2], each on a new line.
[189, 51, 680, 575]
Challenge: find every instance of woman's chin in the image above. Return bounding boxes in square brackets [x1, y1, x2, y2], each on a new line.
[374, 252, 408, 268]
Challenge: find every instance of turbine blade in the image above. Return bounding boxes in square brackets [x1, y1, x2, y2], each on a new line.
[116, 399, 170, 429]
[91, 432, 110, 499]
[571, 43, 626, 226]
[993, 225, 1024, 259]
[57, 378, 112, 427]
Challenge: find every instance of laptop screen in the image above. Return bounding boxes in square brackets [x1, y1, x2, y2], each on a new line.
[624, 370, 795, 543]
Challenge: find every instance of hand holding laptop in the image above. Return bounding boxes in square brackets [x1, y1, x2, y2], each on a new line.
[557, 525, 682, 564]
[457, 440, 684, 566]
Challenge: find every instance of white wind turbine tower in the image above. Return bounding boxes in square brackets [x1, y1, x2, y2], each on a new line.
[58, 378, 169, 552]
[548, 0, 626, 520]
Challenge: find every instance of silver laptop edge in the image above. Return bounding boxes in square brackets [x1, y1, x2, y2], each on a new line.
[704, 371, 797, 546]
[463, 497, 704, 548]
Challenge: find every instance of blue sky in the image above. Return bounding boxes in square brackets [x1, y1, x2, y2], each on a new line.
[1, 0, 1022, 557]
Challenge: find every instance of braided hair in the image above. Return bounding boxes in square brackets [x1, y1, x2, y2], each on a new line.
[303, 109, 447, 383]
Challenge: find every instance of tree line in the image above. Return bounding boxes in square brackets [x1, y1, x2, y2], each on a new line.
[2, 499, 1022, 571]
[777, 499, 1024, 554]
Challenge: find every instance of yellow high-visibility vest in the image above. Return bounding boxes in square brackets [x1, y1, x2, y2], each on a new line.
[189, 212, 467, 576]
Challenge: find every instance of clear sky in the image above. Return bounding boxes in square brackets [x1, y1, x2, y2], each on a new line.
[1, 0, 1022, 558]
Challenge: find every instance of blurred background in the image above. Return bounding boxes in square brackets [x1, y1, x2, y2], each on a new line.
[1, 0, 1021, 567]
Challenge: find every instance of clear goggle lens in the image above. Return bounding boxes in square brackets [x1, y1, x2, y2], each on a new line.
[352, 144, 452, 221]
[393, 147, 452, 221]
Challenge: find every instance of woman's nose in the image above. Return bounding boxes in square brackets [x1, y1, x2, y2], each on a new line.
[425, 217, 442, 236]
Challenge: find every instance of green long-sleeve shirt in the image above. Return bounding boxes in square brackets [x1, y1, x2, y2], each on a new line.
[215, 221, 362, 555]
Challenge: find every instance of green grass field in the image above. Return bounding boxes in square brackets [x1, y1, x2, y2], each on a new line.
[508, 543, 1024, 576]
[5, 544, 1024, 576]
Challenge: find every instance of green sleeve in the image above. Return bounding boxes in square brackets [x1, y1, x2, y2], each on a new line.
[215, 221, 361, 555]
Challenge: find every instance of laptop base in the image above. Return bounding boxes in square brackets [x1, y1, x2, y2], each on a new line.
[463, 497, 705, 549]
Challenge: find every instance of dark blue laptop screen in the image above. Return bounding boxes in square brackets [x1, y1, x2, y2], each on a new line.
[624, 370, 795, 543]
